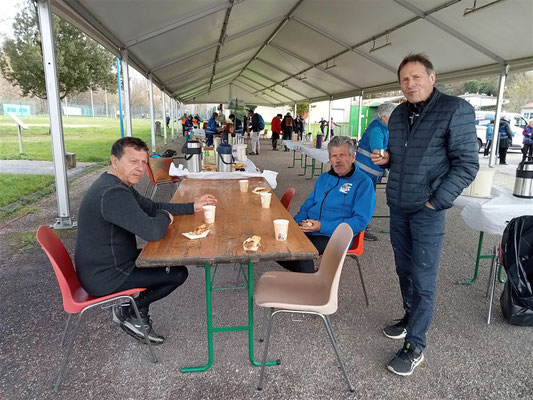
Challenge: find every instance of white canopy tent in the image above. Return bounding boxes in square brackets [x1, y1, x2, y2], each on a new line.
[36, 0, 533, 227]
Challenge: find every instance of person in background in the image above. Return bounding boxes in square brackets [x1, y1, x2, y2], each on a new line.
[248, 109, 263, 155]
[498, 115, 513, 165]
[206, 112, 219, 146]
[229, 113, 243, 142]
[271, 113, 282, 150]
[319, 117, 327, 135]
[484, 120, 494, 157]
[327, 118, 339, 140]
[165, 115, 170, 129]
[521, 119, 533, 163]
[184, 115, 194, 138]
[371, 53, 478, 376]
[355, 102, 397, 241]
[221, 119, 233, 143]
[181, 113, 188, 136]
[278, 136, 375, 273]
[75, 137, 217, 344]
[281, 112, 294, 151]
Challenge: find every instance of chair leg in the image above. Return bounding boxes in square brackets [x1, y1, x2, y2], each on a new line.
[60, 314, 72, 347]
[321, 314, 355, 392]
[54, 313, 84, 391]
[257, 308, 274, 391]
[354, 256, 369, 307]
[129, 299, 158, 363]
[486, 246, 499, 325]
[259, 307, 269, 342]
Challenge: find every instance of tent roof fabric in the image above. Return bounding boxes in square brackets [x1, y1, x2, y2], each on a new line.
[51, 0, 533, 106]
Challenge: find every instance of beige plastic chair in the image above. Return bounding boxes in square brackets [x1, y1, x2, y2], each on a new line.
[255, 222, 355, 392]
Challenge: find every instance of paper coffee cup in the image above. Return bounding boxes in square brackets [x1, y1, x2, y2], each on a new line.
[260, 192, 272, 208]
[239, 179, 249, 192]
[203, 205, 216, 224]
[273, 219, 289, 241]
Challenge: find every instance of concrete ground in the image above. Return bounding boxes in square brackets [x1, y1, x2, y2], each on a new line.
[0, 136, 531, 400]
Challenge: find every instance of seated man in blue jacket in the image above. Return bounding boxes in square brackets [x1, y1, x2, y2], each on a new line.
[206, 112, 219, 146]
[278, 135, 376, 273]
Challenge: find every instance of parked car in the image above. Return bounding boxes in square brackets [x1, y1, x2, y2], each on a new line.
[475, 111, 528, 152]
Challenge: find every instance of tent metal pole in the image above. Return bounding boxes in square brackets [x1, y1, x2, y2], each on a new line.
[116, 57, 124, 137]
[37, 0, 74, 229]
[308, 100, 311, 135]
[357, 92, 364, 140]
[489, 64, 509, 167]
[120, 48, 133, 136]
[327, 97, 332, 140]
[171, 98, 175, 139]
[162, 91, 167, 144]
[148, 73, 156, 153]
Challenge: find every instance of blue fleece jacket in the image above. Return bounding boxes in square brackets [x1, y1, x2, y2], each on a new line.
[294, 164, 376, 237]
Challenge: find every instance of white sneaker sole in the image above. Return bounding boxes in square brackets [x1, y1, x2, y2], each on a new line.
[382, 328, 407, 340]
[387, 353, 424, 376]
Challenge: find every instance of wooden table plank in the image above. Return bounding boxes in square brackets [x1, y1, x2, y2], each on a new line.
[137, 177, 318, 267]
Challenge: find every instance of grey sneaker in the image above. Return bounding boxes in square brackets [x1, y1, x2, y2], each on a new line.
[364, 231, 378, 241]
[387, 342, 424, 376]
[383, 314, 408, 339]
[111, 304, 130, 325]
[121, 314, 166, 345]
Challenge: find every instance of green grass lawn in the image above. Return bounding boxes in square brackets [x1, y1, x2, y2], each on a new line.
[0, 174, 55, 207]
[0, 115, 159, 162]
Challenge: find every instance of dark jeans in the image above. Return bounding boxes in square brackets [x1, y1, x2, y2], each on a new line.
[277, 235, 330, 273]
[484, 140, 492, 156]
[390, 206, 445, 349]
[522, 143, 533, 162]
[272, 131, 280, 149]
[499, 146, 509, 164]
[206, 134, 214, 146]
[114, 266, 188, 313]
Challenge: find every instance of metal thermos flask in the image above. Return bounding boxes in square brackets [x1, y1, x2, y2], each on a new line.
[216, 142, 233, 172]
[513, 160, 533, 199]
[183, 140, 202, 173]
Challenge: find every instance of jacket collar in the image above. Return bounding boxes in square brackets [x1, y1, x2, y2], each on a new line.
[328, 163, 356, 178]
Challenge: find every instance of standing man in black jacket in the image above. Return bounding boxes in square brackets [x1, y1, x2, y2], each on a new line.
[75, 137, 217, 344]
[371, 54, 479, 376]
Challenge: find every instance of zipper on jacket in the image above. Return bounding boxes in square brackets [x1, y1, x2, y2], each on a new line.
[319, 176, 340, 220]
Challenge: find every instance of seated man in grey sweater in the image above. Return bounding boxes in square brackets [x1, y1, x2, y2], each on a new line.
[75, 137, 216, 344]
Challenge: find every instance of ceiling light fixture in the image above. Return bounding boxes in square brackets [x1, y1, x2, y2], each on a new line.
[463, 0, 505, 16]
[369, 33, 392, 54]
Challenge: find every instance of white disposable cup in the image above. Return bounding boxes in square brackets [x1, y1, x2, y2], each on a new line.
[260, 192, 272, 208]
[273, 219, 289, 241]
[203, 205, 216, 224]
[239, 179, 249, 192]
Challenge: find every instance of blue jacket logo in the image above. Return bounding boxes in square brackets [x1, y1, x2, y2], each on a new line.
[339, 183, 352, 194]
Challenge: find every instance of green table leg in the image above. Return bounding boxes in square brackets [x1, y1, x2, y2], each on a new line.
[246, 262, 280, 367]
[182, 264, 214, 372]
[298, 155, 310, 176]
[182, 263, 278, 373]
[288, 150, 303, 168]
[459, 232, 493, 285]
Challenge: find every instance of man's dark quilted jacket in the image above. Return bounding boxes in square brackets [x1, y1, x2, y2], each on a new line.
[386, 89, 479, 213]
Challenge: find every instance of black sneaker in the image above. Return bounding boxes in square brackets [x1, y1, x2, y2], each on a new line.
[121, 314, 166, 345]
[111, 304, 130, 325]
[364, 231, 378, 241]
[387, 342, 424, 376]
[383, 313, 408, 339]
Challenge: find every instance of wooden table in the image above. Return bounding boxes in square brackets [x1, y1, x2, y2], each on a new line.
[137, 177, 318, 372]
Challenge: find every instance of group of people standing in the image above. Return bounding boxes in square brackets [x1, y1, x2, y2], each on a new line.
[270, 112, 306, 151]
[484, 117, 533, 164]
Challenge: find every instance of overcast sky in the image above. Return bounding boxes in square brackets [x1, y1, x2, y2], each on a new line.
[0, 0, 22, 41]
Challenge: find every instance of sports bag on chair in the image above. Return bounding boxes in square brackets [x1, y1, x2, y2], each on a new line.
[500, 215, 533, 326]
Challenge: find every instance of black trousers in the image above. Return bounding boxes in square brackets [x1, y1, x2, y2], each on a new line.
[272, 131, 280, 149]
[114, 266, 188, 313]
[522, 143, 533, 162]
[484, 140, 492, 156]
[499, 146, 509, 164]
[277, 235, 330, 273]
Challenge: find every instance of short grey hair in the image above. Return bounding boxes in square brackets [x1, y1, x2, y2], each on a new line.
[376, 103, 396, 119]
[328, 135, 356, 156]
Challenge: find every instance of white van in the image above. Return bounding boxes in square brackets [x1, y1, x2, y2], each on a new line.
[475, 111, 528, 152]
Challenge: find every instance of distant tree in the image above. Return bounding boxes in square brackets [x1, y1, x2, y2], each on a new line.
[0, 0, 116, 100]
[463, 78, 498, 96]
[505, 72, 533, 112]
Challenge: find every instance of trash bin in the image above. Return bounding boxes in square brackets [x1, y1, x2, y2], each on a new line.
[155, 121, 161, 136]
[316, 134, 324, 149]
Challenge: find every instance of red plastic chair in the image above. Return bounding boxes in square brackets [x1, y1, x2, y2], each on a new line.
[145, 157, 180, 199]
[280, 187, 296, 212]
[319, 230, 369, 306]
[36, 226, 157, 390]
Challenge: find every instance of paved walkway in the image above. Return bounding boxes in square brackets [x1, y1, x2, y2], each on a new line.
[0, 160, 97, 177]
